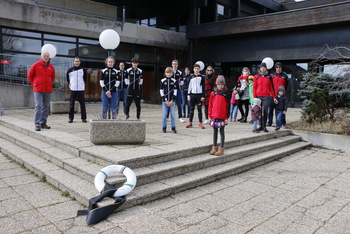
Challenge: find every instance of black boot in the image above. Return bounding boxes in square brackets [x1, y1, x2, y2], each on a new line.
[162, 127, 166, 133]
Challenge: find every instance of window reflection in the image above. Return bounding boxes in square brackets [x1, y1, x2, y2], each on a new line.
[3, 36, 41, 53]
[45, 34, 76, 42]
[2, 28, 41, 38]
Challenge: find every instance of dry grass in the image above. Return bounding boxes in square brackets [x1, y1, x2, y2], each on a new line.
[287, 119, 350, 135]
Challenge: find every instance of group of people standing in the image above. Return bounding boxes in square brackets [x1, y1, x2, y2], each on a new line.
[67, 56, 143, 122]
[160, 60, 289, 157]
[27, 52, 288, 157]
[27, 53, 143, 131]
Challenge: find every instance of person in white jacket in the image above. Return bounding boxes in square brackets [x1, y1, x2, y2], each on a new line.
[66, 57, 87, 123]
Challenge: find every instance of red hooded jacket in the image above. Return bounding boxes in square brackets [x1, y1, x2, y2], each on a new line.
[253, 74, 276, 99]
[28, 60, 55, 93]
[208, 88, 230, 120]
[271, 71, 288, 95]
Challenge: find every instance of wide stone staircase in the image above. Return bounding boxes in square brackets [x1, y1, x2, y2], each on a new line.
[0, 116, 311, 209]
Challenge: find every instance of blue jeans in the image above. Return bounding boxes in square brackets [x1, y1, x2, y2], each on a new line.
[229, 104, 238, 120]
[34, 92, 51, 126]
[269, 96, 286, 126]
[118, 88, 128, 115]
[162, 102, 176, 128]
[275, 110, 283, 128]
[253, 120, 259, 130]
[101, 91, 118, 119]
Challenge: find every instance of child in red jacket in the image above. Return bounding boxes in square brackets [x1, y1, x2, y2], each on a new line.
[208, 75, 230, 156]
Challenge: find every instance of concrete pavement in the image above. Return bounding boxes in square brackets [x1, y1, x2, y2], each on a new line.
[0, 103, 349, 233]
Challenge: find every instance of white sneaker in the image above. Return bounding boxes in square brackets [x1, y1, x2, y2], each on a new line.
[204, 119, 209, 124]
[179, 118, 185, 123]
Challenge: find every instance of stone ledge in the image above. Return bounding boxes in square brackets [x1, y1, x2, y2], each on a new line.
[89, 119, 146, 145]
[50, 101, 79, 114]
[291, 130, 350, 153]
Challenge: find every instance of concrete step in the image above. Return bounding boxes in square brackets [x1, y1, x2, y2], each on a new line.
[128, 135, 302, 186]
[0, 138, 94, 204]
[0, 125, 101, 183]
[125, 141, 312, 209]
[0, 123, 301, 187]
[0, 133, 311, 208]
[0, 115, 293, 169]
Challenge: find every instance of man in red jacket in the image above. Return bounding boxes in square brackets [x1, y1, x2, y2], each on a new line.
[28, 52, 55, 131]
[268, 62, 288, 127]
[253, 62, 277, 132]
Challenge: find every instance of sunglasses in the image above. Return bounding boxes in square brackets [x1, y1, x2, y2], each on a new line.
[207, 70, 213, 72]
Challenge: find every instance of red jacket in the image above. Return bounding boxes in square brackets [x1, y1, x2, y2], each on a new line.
[28, 60, 55, 93]
[237, 74, 250, 83]
[208, 88, 229, 120]
[271, 72, 288, 95]
[253, 74, 276, 99]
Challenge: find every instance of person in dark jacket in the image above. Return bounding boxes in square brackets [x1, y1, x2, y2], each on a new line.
[268, 62, 289, 127]
[28, 52, 55, 131]
[274, 86, 288, 131]
[203, 66, 217, 124]
[100, 56, 120, 119]
[182, 67, 192, 118]
[117, 61, 128, 116]
[66, 56, 87, 123]
[171, 60, 184, 123]
[160, 67, 178, 133]
[125, 57, 143, 120]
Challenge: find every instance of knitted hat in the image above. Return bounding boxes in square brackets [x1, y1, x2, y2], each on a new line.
[248, 75, 254, 80]
[253, 98, 261, 105]
[275, 62, 282, 68]
[259, 62, 267, 68]
[278, 86, 285, 92]
[216, 75, 225, 85]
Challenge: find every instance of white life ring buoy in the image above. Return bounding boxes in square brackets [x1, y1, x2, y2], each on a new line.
[94, 165, 137, 197]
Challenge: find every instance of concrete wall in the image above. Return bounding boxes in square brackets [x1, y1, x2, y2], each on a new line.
[0, 82, 65, 108]
[0, 0, 187, 50]
[292, 130, 350, 153]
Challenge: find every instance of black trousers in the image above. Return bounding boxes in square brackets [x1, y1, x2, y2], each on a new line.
[257, 96, 270, 128]
[126, 90, 141, 119]
[238, 99, 250, 118]
[213, 127, 225, 148]
[189, 94, 203, 123]
[69, 91, 86, 121]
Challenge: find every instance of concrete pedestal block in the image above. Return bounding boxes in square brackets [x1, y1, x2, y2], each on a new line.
[50, 101, 79, 114]
[89, 119, 146, 144]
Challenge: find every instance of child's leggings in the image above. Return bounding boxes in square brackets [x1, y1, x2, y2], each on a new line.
[213, 127, 225, 148]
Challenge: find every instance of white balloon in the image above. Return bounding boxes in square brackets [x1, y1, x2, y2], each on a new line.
[41, 44, 57, 58]
[262, 57, 274, 69]
[195, 61, 205, 71]
[99, 29, 120, 50]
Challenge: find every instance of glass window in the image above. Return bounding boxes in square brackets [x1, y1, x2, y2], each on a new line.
[79, 38, 99, 45]
[78, 44, 105, 59]
[115, 47, 132, 61]
[149, 17, 157, 27]
[44, 40, 77, 56]
[3, 36, 41, 53]
[44, 34, 76, 42]
[2, 28, 41, 38]
[217, 4, 224, 15]
[133, 48, 155, 63]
